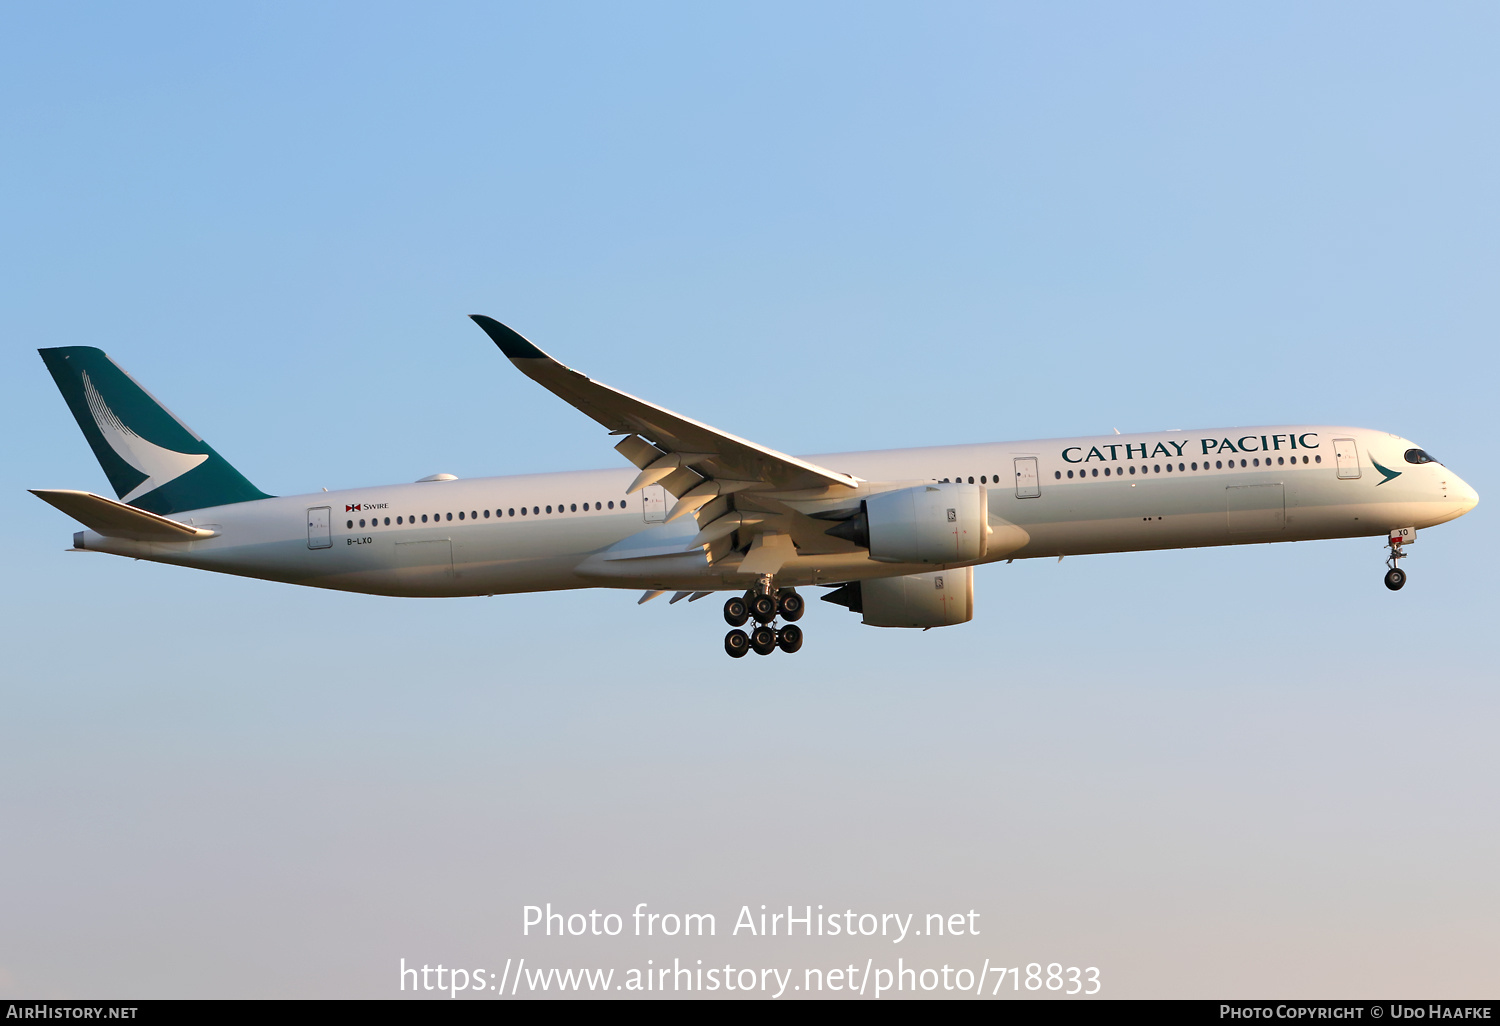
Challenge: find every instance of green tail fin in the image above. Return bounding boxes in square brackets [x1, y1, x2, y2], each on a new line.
[39, 347, 271, 515]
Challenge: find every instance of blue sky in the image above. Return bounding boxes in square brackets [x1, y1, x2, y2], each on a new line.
[3, 2, 1497, 998]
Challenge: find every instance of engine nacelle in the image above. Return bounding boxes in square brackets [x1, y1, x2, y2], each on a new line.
[826, 482, 989, 564]
[821, 567, 974, 628]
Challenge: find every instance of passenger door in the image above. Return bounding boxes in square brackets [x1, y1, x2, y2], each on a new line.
[1333, 438, 1361, 480]
[306, 506, 332, 549]
[641, 484, 668, 523]
[1013, 457, 1040, 499]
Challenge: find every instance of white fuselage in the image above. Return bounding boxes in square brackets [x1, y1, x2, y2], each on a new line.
[73, 425, 1479, 597]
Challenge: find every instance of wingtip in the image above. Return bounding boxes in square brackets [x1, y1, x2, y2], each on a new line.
[469, 315, 548, 360]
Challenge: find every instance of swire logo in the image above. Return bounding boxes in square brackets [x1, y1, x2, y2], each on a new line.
[346, 504, 360, 512]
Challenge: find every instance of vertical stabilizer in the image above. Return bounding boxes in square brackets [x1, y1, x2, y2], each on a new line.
[38, 347, 270, 515]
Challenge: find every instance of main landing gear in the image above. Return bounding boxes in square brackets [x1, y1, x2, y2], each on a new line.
[1383, 534, 1408, 591]
[723, 580, 805, 658]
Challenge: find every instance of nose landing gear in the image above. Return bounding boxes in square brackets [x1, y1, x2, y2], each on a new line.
[1383, 532, 1410, 591]
[722, 581, 806, 657]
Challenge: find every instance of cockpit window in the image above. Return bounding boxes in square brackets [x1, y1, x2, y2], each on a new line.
[1404, 448, 1441, 465]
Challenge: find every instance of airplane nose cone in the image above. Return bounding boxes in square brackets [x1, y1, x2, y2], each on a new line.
[1451, 475, 1479, 515]
[1458, 480, 1479, 513]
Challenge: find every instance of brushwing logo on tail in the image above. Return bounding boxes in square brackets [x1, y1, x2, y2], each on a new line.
[82, 371, 208, 503]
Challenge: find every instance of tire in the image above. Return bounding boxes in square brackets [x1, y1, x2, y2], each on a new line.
[724, 629, 750, 658]
[723, 596, 749, 627]
[750, 625, 778, 655]
[777, 624, 803, 653]
[750, 594, 777, 624]
[778, 590, 805, 622]
[1384, 567, 1407, 591]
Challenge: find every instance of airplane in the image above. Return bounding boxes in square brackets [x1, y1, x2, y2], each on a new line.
[32, 316, 1480, 658]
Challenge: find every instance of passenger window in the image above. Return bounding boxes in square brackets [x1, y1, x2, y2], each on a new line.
[471, 511, 477, 519]
[968, 476, 974, 484]
[521, 507, 527, 516]
[347, 520, 353, 529]
[446, 512, 452, 521]
[1215, 461, 1222, 469]
[508, 508, 515, 517]
[980, 476, 987, 484]
[1091, 468, 1098, 477]
[421, 514, 428, 523]
[1067, 470, 1074, 479]
[608, 501, 615, 509]
[1315, 455, 1322, 463]
[570, 503, 577, 512]
[458, 511, 464, 520]
[384, 517, 390, 525]
[1129, 466, 1136, 475]
[1104, 467, 1111, 476]
[1054, 471, 1061, 480]
[620, 500, 627, 508]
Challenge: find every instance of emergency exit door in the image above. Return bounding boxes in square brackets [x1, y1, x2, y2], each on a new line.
[1014, 457, 1040, 499]
[641, 484, 668, 523]
[307, 506, 332, 549]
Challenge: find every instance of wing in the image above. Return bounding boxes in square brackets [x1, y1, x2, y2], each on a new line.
[471, 315, 858, 498]
[471, 316, 864, 575]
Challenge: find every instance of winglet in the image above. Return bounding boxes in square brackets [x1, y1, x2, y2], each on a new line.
[470, 315, 549, 360]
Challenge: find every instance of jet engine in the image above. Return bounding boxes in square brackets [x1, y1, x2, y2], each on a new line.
[824, 482, 989, 564]
[821, 567, 974, 628]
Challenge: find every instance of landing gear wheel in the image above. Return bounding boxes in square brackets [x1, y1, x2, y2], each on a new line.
[777, 624, 804, 653]
[750, 594, 778, 624]
[724, 629, 750, 658]
[723, 596, 749, 627]
[750, 625, 778, 655]
[777, 590, 805, 622]
[1384, 567, 1407, 591]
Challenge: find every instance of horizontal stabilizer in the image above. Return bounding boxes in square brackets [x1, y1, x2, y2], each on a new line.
[30, 489, 216, 541]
